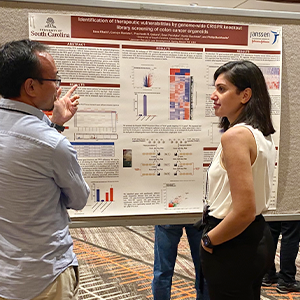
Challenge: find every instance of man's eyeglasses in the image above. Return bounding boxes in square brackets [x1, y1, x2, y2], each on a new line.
[34, 75, 61, 88]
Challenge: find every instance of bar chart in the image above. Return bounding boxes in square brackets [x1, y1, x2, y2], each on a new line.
[134, 93, 156, 121]
[91, 182, 115, 213]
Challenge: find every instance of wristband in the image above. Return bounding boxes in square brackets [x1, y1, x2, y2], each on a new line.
[202, 233, 214, 248]
[50, 122, 65, 132]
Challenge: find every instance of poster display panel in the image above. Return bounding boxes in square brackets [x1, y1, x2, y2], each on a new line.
[29, 14, 282, 217]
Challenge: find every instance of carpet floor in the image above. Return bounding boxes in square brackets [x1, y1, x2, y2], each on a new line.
[70, 226, 300, 300]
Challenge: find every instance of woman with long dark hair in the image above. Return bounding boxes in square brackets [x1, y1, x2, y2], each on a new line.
[200, 60, 276, 300]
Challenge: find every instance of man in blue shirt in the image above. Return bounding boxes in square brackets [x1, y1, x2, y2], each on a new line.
[0, 39, 90, 300]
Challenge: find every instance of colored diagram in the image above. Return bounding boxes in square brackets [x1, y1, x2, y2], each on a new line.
[134, 93, 156, 121]
[163, 182, 190, 209]
[132, 66, 156, 88]
[143, 73, 153, 88]
[131, 65, 159, 121]
[91, 182, 115, 213]
[170, 68, 193, 120]
[168, 195, 182, 207]
[260, 66, 280, 90]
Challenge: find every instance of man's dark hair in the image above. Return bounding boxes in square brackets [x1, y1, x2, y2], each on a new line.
[214, 60, 275, 136]
[0, 39, 49, 98]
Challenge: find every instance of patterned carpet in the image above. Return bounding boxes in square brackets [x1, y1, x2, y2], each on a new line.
[70, 226, 300, 300]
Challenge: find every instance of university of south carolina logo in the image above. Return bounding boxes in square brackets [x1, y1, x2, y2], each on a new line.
[30, 16, 70, 38]
[45, 17, 56, 28]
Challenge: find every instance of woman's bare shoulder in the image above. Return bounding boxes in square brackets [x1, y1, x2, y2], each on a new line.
[221, 126, 254, 146]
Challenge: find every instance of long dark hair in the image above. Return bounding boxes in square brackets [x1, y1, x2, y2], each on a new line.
[214, 60, 275, 136]
[0, 39, 49, 98]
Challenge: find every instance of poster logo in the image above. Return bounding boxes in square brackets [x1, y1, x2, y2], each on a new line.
[271, 30, 280, 44]
[249, 29, 280, 45]
[30, 16, 70, 38]
[250, 31, 270, 45]
[45, 17, 56, 28]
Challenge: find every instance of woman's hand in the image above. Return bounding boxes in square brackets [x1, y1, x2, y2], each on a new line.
[201, 239, 213, 254]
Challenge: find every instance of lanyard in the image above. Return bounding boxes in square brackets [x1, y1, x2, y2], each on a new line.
[0, 106, 32, 115]
[203, 163, 211, 206]
[202, 163, 211, 224]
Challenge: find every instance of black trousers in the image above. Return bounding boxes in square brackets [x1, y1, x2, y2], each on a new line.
[200, 215, 274, 300]
[266, 221, 300, 283]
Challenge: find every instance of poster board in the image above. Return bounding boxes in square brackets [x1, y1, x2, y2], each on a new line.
[0, 0, 299, 226]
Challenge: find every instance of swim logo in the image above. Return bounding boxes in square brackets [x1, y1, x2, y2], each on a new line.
[249, 29, 280, 45]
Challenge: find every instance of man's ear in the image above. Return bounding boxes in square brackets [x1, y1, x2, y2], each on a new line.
[23, 78, 37, 97]
[241, 87, 252, 104]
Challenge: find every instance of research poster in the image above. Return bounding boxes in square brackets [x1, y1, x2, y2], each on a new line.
[29, 13, 282, 217]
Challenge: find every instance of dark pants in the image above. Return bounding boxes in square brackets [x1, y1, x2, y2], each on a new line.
[201, 215, 274, 300]
[266, 221, 300, 283]
[152, 224, 210, 300]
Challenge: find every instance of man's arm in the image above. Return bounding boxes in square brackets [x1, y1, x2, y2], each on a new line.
[52, 137, 90, 210]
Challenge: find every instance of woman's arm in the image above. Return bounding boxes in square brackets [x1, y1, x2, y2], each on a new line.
[202, 126, 257, 253]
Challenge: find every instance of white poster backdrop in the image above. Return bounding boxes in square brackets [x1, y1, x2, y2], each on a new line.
[29, 14, 282, 217]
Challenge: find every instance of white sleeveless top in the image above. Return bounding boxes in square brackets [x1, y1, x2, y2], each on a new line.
[207, 123, 276, 219]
